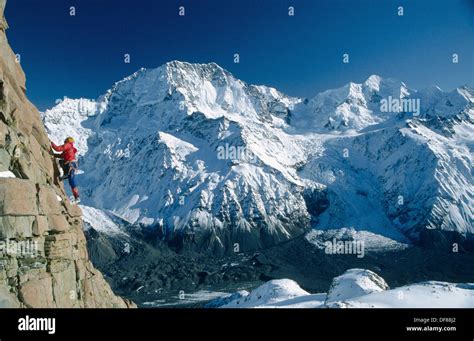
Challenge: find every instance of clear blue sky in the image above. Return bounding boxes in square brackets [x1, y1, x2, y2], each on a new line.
[4, 0, 474, 110]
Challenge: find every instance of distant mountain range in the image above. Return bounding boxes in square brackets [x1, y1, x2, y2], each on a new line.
[42, 61, 474, 254]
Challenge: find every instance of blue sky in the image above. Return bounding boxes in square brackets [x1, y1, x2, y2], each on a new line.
[5, 0, 474, 110]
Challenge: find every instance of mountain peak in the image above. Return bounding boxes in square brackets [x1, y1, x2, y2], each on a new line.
[364, 74, 383, 91]
[166, 60, 222, 69]
[163, 60, 228, 78]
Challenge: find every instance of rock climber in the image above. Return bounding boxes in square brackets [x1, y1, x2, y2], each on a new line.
[50, 137, 80, 204]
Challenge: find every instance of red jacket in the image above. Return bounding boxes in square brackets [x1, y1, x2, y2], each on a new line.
[51, 142, 77, 162]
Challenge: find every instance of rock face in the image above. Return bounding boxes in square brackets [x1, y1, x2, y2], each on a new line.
[0, 0, 133, 308]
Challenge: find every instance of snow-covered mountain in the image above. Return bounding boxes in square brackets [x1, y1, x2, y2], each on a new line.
[42, 61, 474, 253]
[43, 97, 101, 156]
[214, 268, 474, 308]
[290, 75, 411, 132]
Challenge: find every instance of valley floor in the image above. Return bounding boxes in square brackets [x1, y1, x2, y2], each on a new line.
[85, 228, 474, 308]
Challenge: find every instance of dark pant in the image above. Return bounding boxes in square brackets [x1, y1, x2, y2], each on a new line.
[59, 160, 78, 189]
[67, 161, 78, 189]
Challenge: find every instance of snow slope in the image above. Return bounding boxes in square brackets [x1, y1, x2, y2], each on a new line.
[42, 98, 100, 155]
[80, 205, 128, 236]
[338, 282, 474, 308]
[220, 279, 314, 308]
[216, 269, 474, 308]
[325, 268, 389, 303]
[305, 228, 409, 252]
[290, 75, 411, 133]
[42, 61, 474, 253]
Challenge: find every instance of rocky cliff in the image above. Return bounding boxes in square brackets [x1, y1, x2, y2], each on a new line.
[0, 0, 133, 308]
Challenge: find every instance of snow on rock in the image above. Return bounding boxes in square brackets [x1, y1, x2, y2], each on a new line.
[220, 270, 474, 308]
[305, 228, 410, 253]
[340, 282, 474, 308]
[221, 279, 310, 308]
[80, 205, 128, 236]
[41, 97, 100, 155]
[290, 75, 411, 133]
[298, 83, 474, 241]
[325, 269, 389, 304]
[0, 171, 15, 178]
[260, 293, 327, 308]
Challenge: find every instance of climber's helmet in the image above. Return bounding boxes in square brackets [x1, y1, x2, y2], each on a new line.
[64, 137, 74, 144]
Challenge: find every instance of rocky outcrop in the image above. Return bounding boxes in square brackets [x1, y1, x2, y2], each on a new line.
[325, 269, 389, 306]
[0, 0, 134, 308]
